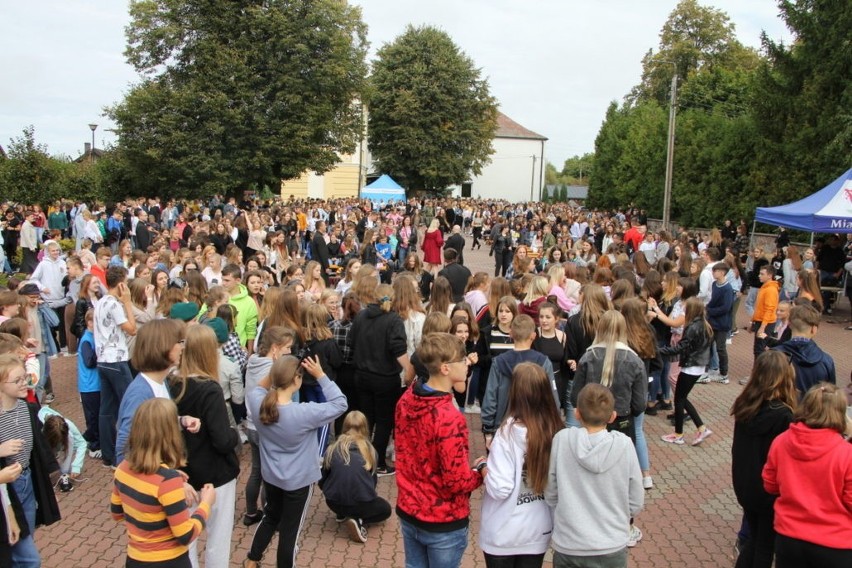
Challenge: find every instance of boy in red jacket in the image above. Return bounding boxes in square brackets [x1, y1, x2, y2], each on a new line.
[395, 333, 486, 568]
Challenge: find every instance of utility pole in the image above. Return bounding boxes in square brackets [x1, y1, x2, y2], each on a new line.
[662, 73, 677, 230]
[530, 155, 537, 201]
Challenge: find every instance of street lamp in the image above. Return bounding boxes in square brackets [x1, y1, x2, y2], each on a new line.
[88, 123, 98, 164]
[652, 60, 678, 230]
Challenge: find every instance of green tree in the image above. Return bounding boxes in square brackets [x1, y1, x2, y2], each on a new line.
[632, 0, 742, 105]
[561, 153, 594, 183]
[750, 0, 852, 206]
[0, 126, 65, 205]
[368, 25, 498, 193]
[108, 0, 369, 198]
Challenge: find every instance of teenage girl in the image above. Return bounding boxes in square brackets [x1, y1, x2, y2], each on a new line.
[244, 355, 346, 568]
[762, 383, 852, 568]
[478, 296, 518, 410]
[111, 398, 216, 568]
[658, 298, 714, 446]
[532, 302, 568, 413]
[479, 362, 564, 567]
[450, 316, 480, 411]
[319, 411, 391, 544]
[171, 325, 240, 568]
[731, 351, 796, 568]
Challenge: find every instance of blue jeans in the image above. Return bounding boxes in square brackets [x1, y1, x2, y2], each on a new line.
[634, 412, 650, 472]
[97, 361, 134, 464]
[400, 519, 468, 568]
[11, 469, 41, 567]
[744, 288, 758, 317]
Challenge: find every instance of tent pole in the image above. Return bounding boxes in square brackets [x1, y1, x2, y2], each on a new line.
[809, 232, 814, 247]
[750, 220, 756, 252]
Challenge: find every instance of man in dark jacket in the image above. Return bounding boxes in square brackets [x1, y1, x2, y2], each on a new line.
[773, 304, 835, 396]
[312, 220, 330, 285]
[437, 248, 471, 303]
[443, 225, 465, 266]
[134, 209, 154, 252]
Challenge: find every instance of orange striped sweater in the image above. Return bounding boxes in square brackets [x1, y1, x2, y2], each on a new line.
[111, 461, 210, 563]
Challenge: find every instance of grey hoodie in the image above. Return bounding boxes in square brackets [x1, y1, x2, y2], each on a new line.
[545, 427, 644, 556]
[244, 354, 273, 431]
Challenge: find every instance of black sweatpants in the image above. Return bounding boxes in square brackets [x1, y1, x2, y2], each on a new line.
[735, 506, 775, 568]
[248, 483, 312, 567]
[674, 372, 704, 434]
[325, 497, 392, 525]
[774, 534, 852, 568]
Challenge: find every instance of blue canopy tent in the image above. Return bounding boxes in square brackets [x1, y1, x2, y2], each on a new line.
[360, 174, 406, 204]
[754, 167, 852, 233]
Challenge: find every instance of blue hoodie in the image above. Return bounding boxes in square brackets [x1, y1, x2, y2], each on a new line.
[481, 350, 558, 434]
[773, 337, 836, 395]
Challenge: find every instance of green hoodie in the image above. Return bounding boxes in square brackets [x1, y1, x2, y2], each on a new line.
[229, 284, 258, 347]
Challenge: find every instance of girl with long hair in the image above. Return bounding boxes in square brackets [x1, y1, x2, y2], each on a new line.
[170, 325, 240, 568]
[393, 274, 427, 370]
[319, 411, 392, 543]
[244, 355, 346, 568]
[518, 276, 549, 326]
[242, 326, 297, 527]
[464, 272, 491, 321]
[112, 398, 216, 568]
[71, 273, 103, 341]
[731, 351, 797, 568]
[658, 298, 714, 445]
[399, 253, 433, 302]
[476, 296, 518, 412]
[570, 310, 647, 441]
[479, 363, 564, 567]
[795, 269, 823, 312]
[762, 383, 852, 568]
[335, 258, 361, 295]
[451, 304, 486, 413]
[620, 297, 659, 489]
[422, 219, 444, 273]
[330, 293, 361, 434]
[350, 284, 414, 476]
[482, 276, 512, 330]
[780, 246, 802, 301]
[426, 276, 455, 317]
[532, 302, 568, 413]
[302, 261, 325, 303]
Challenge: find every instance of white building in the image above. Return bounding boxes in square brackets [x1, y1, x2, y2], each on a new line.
[451, 112, 547, 202]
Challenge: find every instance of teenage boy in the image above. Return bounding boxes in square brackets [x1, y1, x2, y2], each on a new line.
[94, 266, 137, 468]
[750, 265, 780, 358]
[395, 333, 486, 568]
[545, 383, 644, 568]
[700, 262, 735, 384]
[481, 315, 558, 447]
[221, 264, 258, 354]
[31, 241, 70, 351]
[773, 304, 836, 396]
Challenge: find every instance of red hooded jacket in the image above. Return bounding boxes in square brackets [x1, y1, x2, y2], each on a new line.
[395, 381, 483, 531]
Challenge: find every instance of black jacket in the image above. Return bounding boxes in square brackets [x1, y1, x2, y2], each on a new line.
[320, 443, 378, 506]
[659, 318, 712, 368]
[732, 401, 792, 511]
[312, 232, 330, 271]
[25, 402, 61, 528]
[444, 233, 465, 266]
[351, 304, 407, 378]
[0, 457, 30, 553]
[437, 262, 472, 303]
[170, 378, 240, 490]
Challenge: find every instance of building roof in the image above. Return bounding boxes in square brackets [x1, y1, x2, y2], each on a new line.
[495, 112, 547, 141]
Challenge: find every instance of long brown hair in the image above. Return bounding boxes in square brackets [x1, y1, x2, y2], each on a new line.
[259, 356, 303, 425]
[125, 398, 186, 474]
[392, 273, 424, 320]
[174, 324, 220, 402]
[427, 276, 453, 315]
[731, 351, 796, 423]
[302, 303, 332, 341]
[620, 298, 656, 359]
[502, 362, 563, 494]
[683, 297, 713, 340]
[579, 283, 611, 339]
[488, 277, 512, 317]
[266, 289, 304, 342]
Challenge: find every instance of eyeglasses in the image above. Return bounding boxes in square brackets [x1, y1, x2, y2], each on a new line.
[446, 357, 469, 366]
[4, 377, 27, 386]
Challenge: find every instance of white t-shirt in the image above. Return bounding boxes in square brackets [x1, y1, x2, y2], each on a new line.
[142, 373, 171, 399]
[94, 295, 130, 363]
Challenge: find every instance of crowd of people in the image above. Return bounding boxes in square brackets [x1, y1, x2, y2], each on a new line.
[0, 194, 850, 568]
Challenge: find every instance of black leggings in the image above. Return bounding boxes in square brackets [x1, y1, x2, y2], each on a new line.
[248, 483, 312, 567]
[775, 534, 852, 568]
[735, 506, 775, 568]
[674, 372, 704, 434]
[127, 553, 190, 567]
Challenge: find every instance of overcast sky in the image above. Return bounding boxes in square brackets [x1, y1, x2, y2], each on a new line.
[1, 0, 792, 167]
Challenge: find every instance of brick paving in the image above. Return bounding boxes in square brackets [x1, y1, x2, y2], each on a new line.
[35, 238, 851, 567]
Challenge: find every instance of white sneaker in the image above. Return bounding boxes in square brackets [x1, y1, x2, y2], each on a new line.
[725, 338, 733, 345]
[643, 476, 653, 490]
[696, 373, 712, 384]
[627, 525, 643, 547]
[710, 375, 730, 384]
[239, 430, 248, 445]
[466, 403, 481, 414]
[88, 449, 102, 459]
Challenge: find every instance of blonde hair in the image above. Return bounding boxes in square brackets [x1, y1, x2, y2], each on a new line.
[322, 411, 376, 472]
[522, 276, 550, 305]
[0, 353, 24, 385]
[593, 310, 627, 388]
[374, 284, 394, 312]
[125, 398, 186, 475]
[258, 286, 283, 322]
[302, 303, 333, 341]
